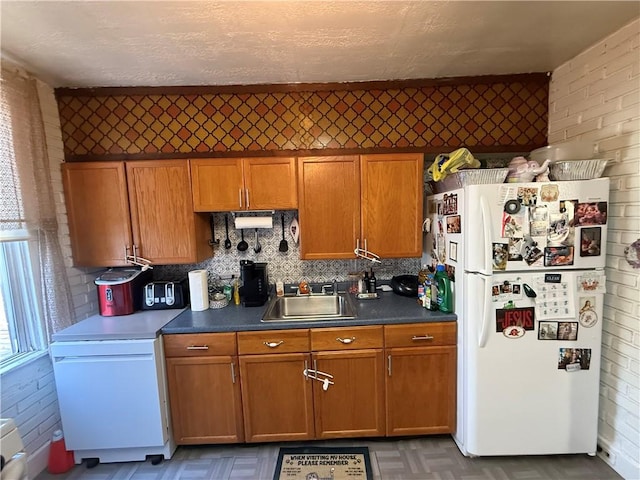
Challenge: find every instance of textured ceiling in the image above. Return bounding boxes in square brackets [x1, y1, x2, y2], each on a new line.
[1, 1, 638, 88]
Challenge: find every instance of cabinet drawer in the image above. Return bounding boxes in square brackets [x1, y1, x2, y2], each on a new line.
[310, 326, 383, 351]
[238, 329, 309, 355]
[384, 322, 456, 348]
[163, 333, 237, 357]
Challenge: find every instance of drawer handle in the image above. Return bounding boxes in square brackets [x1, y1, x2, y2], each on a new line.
[263, 341, 284, 348]
[411, 335, 434, 341]
[186, 345, 209, 350]
[336, 337, 356, 344]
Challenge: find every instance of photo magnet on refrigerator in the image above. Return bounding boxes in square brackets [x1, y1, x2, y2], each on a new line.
[580, 227, 602, 257]
[574, 202, 607, 226]
[558, 348, 591, 371]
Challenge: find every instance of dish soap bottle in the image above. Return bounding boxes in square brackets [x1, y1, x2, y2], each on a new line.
[233, 278, 241, 305]
[435, 264, 453, 313]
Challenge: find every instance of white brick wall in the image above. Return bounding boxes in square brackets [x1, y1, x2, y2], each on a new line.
[549, 18, 640, 480]
[0, 74, 100, 478]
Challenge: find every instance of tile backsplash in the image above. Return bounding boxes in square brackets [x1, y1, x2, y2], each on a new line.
[154, 211, 420, 291]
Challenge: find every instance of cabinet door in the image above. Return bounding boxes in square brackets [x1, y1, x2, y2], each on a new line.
[126, 160, 210, 264]
[298, 156, 360, 259]
[361, 153, 423, 257]
[243, 157, 298, 210]
[312, 349, 385, 439]
[61, 162, 132, 267]
[386, 346, 456, 436]
[239, 353, 314, 442]
[191, 159, 244, 211]
[165, 356, 244, 444]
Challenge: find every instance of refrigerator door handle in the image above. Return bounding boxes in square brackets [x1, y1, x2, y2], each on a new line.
[478, 274, 492, 348]
[480, 195, 492, 275]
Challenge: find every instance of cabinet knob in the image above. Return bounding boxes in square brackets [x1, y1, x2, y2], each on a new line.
[263, 341, 284, 348]
[186, 345, 209, 350]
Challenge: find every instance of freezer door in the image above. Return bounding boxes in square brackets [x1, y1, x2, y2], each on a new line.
[462, 270, 603, 456]
[465, 178, 609, 273]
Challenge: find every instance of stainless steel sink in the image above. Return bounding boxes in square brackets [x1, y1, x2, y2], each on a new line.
[261, 294, 357, 322]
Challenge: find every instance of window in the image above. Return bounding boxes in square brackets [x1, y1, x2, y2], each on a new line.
[0, 69, 48, 369]
[0, 237, 46, 364]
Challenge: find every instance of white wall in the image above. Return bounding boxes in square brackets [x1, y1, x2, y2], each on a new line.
[0, 76, 100, 478]
[548, 18, 640, 480]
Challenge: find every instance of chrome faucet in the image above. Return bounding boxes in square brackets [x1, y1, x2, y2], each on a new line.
[333, 279, 339, 295]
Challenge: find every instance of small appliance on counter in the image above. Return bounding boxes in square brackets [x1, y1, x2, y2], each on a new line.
[239, 260, 269, 307]
[390, 275, 419, 297]
[95, 268, 152, 316]
[142, 279, 189, 310]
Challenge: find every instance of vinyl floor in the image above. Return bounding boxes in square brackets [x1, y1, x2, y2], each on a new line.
[34, 435, 622, 480]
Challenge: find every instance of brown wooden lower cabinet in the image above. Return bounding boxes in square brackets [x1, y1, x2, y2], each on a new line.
[163, 333, 244, 445]
[312, 349, 386, 439]
[239, 353, 315, 442]
[384, 323, 457, 436]
[165, 356, 244, 444]
[385, 346, 456, 435]
[164, 322, 456, 445]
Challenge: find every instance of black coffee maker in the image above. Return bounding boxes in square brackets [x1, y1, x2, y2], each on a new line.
[240, 260, 269, 307]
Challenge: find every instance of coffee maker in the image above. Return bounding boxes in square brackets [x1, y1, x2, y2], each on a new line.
[240, 260, 269, 307]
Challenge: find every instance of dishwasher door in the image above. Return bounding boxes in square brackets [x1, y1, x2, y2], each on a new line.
[50, 338, 169, 451]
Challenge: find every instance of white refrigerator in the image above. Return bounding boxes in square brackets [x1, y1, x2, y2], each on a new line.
[424, 177, 609, 456]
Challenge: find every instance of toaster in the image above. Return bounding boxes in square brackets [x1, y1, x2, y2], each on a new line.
[142, 280, 189, 310]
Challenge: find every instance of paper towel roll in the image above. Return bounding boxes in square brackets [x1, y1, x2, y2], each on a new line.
[188, 270, 209, 311]
[234, 216, 273, 229]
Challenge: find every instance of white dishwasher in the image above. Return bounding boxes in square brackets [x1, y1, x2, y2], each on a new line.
[50, 310, 182, 466]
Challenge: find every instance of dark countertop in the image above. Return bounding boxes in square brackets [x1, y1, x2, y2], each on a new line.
[161, 290, 456, 334]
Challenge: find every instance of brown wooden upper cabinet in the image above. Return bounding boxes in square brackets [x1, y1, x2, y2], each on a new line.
[62, 160, 211, 267]
[190, 157, 298, 211]
[298, 153, 423, 259]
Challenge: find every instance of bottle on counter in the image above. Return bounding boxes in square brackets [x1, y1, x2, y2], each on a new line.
[367, 268, 377, 293]
[435, 264, 453, 313]
[233, 277, 241, 305]
[429, 272, 439, 311]
[418, 281, 426, 305]
[275, 279, 284, 297]
[363, 270, 370, 292]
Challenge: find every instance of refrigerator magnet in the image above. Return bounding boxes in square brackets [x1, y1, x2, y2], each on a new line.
[504, 199, 521, 215]
[580, 227, 602, 257]
[558, 348, 591, 371]
[492, 243, 508, 270]
[449, 241, 458, 262]
[579, 297, 598, 328]
[495, 307, 535, 332]
[503, 325, 525, 339]
[517, 186, 539, 206]
[557, 322, 578, 341]
[547, 213, 571, 246]
[442, 193, 458, 215]
[544, 246, 574, 267]
[538, 321, 558, 340]
[508, 238, 524, 261]
[446, 215, 461, 234]
[577, 271, 606, 293]
[575, 202, 607, 226]
[540, 184, 559, 202]
[502, 212, 524, 238]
